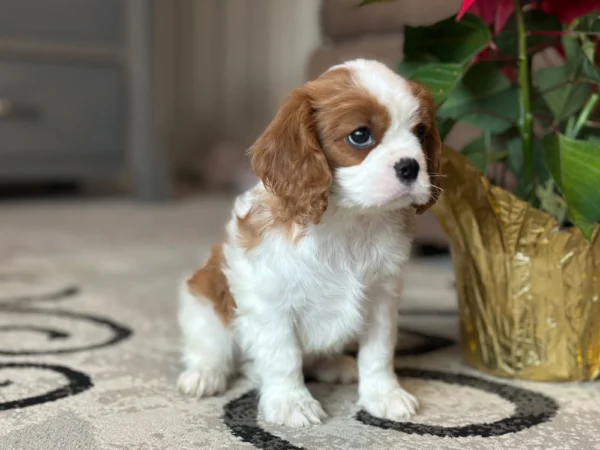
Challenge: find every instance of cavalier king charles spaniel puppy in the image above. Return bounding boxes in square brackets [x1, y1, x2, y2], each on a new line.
[177, 59, 442, 427]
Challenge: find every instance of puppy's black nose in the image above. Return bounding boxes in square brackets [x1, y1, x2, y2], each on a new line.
[394, 158, 420, 183]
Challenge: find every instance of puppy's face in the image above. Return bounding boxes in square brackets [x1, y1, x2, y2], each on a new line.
[249, 59, 442, 224]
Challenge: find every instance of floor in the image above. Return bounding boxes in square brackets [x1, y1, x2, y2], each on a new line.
[1, 197, 599, 450]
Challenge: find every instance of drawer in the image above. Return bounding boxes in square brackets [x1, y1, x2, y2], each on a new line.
[0, 61, 125, 157]
[0, 0, 123, 44]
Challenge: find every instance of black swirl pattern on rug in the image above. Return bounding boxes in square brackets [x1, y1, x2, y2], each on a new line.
[0, 325, 69, 340]
[0, 285, 80, 306]
[0, 307, 132, 356]
[224, 371, 559, 448]
[0, 363, 93, 411]
[0, 270, 80, 306]
[224, 390, 303, 450]
[0, 272, 132, 412]
[356, 368, 559, 437]
[223, 318, 558, 447]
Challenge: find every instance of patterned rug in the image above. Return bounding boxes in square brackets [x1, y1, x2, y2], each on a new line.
[1, 198, 599, 450]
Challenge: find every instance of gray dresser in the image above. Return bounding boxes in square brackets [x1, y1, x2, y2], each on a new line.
[0, 0, 170, 199]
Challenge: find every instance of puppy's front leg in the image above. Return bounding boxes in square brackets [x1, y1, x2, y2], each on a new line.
[357, 283, 419, 420]
[239, 312, 327, 427]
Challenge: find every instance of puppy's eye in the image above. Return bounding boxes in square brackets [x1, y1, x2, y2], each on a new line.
[347, 127, 374, 148]
[415, 124, 427, 143]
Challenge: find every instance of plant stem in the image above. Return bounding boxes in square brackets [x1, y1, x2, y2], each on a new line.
[571, 93, 600, 139]
[514, 0, 534, 200]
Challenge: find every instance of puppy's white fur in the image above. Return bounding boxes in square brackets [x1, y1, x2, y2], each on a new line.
[177, 59, 439, 427]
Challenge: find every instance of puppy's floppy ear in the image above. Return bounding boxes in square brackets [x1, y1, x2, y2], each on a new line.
[248, 88, 331, 224]
[415, 123, 442, 214]
[411, 83, 442, 215]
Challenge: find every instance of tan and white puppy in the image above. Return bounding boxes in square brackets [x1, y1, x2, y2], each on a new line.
[177, 59, 442, 427]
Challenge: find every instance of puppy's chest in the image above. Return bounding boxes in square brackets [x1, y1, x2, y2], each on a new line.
[246, 218, 409, 353]
[292, 227, 405, 351]
[267, 221, 406, 302]
[310, 233, 397, 281]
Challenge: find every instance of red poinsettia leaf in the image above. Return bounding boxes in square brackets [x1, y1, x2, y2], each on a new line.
[457, 0, 478, 21]
[494, 0, 515, 34]
[543, 0, 600, 24]
[457, 0, 515, 34]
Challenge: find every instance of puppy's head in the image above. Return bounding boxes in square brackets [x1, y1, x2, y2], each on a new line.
[249, 59, 441, 224]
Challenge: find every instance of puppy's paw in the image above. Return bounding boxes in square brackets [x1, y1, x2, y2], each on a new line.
[359, 386, 419, 421]
[260, 387, 328, 427]
[177, 369, 227, 398]
[306, 355, 358, 384]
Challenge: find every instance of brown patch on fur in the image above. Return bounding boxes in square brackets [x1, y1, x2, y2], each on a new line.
[248, 67, 392, 225]
[408, 81, 442, 214]
[187, 244, 236, 324]
[236, 191, 302, 251]
[236, 213, 263, 251]
[248, 85, 332, 226]
[308, 69, 391, 168]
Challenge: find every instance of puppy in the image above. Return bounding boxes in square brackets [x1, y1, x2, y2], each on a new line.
[177, 59, 442, 427]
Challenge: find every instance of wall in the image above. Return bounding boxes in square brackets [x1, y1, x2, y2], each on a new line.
[156, 0, 322, 177]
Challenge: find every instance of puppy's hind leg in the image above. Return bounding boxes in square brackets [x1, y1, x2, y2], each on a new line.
[177, 273, 236, 398]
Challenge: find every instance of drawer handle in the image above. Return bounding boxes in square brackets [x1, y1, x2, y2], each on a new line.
[0, 99, 41, 120]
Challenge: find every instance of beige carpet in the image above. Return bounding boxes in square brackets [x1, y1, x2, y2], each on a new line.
[1, 197, 599, 450]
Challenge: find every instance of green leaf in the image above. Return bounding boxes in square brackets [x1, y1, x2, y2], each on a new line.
[398, 14, 490, 109]
[396, 54, 438, 78]
[409, 63, 465, 106]
[496, 10, 563, 57]
[461, 132, 509, 175]
[569, 210, 596, 239]
[580, 51, 600, 84]
[507, 136, 524, 178]
[403, 14, 490, 65]
[534, 35, 600, 129]
[440, 62, 512, 111]
[439, 63, 519, 133]
[531, 139, 550, 187]
[544, 134, 600, 239]
[461, 135, 489, 173]
[563, 35, 600, 84]
[508, 137, 549, 199]
[436, 117, 456, 141]
[534, 66, 592, 122]
[455, 90, 519, 133]
[579, 34, 598, 64]
[532, 87, 555, 127]
[574, 12, 600, 33]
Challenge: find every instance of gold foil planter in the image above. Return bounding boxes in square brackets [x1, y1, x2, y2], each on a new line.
[432, 146, 600, 381]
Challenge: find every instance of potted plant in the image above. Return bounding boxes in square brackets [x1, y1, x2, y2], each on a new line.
[361, 0, 600, 381]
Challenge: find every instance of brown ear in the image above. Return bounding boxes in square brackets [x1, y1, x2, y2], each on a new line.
[248, 88, 331, 224]
[414, 118, 442, 215]
[409, 80, 442, 215]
